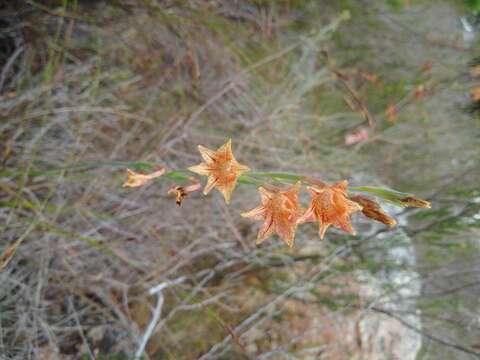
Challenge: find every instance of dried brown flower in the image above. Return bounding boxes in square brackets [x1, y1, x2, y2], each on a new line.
[350, 195, 397, 228]
[168, 177, 201, 205]
[123, 167, 165, 188]
[241, 182, 302, 248]
[298, 180, 362, 239]
[188, 139, 250, 204]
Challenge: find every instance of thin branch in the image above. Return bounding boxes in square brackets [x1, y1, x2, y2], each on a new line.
[371, 306, 480, 357]
[134, 277, 187, 359]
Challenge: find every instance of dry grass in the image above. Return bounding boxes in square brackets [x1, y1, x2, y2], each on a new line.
[0, 1, 358, 359]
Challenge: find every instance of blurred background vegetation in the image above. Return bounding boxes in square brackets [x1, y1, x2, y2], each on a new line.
[1, 0, 480, 359]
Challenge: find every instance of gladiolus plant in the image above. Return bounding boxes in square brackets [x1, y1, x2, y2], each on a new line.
[123, 139, 430, 247]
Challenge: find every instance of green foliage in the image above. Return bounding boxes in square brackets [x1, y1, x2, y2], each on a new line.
[464, 0, 480, 13]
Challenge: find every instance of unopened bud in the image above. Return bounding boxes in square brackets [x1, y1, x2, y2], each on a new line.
[399, 196, 431, 208]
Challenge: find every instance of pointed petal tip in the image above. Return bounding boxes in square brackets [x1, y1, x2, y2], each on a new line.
[307, 186, 322, 195]
[219, 183, 236, 205]
[237, 164, 251, 173]
[388, 219, 397, 228]
[285, 237, 295, 248]
[241, 209, 254, 218]
[241, 206, 266, 220]
[286, 181, 302, 195]
[336, 179, 349, 188]
[319, 224, 329, 239]
[220, 138, 232, 152]
[188, 165, 201, 174]
[203, 176, 218, 195]
[256, 235, 268, 245]
[222, 138, 232, 148]
[258, 187, 274, 202]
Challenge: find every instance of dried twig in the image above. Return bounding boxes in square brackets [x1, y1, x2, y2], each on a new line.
[134, 277, 187, 360]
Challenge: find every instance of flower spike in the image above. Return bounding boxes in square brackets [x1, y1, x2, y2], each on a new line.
[242, 182, 302, 248]
[298, 180, 362, 239]
[188, 139, 250, 204]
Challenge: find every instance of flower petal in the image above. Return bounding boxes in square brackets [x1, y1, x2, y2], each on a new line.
[298, 205, 315, 224]
[276, 218, 297, 247]
[256, 215, 275, 244]
[188, 163, 212, 176]
[203, 176, 218, 195]
[259, 187, 274, 203]
[197, 145, 217, 162]
[333, 180, 349, 192]
[334, 215, 356, 235]
[218, 139, 233, 161]
[218, 179, 236, 204]
[236, 163, 251, 175]
[319, 222, 330, 239]
[241, 205, 267, 220]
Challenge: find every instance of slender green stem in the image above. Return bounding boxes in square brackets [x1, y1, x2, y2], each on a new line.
[17, 161, 429, 208]
[250, 172, 304, 183]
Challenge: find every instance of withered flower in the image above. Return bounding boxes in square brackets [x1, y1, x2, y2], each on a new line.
[298, 180, 362, 239]
[399, 196, 431, 209]
[168, 177, 201, 205]
[350, 195, 397, 228]
[123, 167, 165, 188]
[241, 182, 302, 248]
[188, 139, 250, 204]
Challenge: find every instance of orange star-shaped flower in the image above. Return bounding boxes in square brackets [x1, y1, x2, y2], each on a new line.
[188, 139, 250, 204]
[241, 182, 302, 248]
[298, 180, 362, 239]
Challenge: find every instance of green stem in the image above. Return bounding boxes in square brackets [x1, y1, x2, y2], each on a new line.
[250, 172, 304, 183]
[16, 162, 429, 208]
